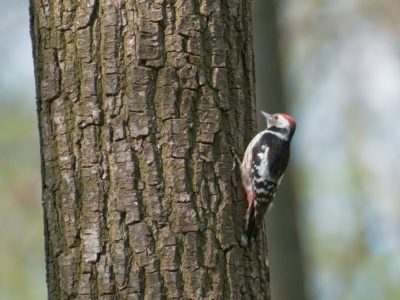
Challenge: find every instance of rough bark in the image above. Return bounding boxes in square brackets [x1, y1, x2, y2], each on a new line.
[253, 0, 307, 299]
[30, 0, 270, 299]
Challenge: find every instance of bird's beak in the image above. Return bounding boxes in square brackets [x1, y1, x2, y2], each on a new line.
[261, 111, 271, 119]
[261, 111, 273, 127]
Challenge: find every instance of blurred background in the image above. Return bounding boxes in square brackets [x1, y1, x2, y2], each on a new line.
[0, 0, 45, 299]
[254, 0, 400, 300]
[1, 0, 399, 299]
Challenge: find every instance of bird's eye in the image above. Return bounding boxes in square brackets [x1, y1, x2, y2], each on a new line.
[274, 116, 278, 120]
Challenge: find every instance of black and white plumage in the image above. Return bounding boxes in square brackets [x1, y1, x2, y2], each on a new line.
[241, 111, 296, 247]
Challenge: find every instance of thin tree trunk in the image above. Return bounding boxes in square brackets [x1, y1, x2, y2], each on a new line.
[253, 0, 307, 299]
[30, 0, 270, 299]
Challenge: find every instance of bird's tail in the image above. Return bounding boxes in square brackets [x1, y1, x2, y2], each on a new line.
[242, 202, 257, 248]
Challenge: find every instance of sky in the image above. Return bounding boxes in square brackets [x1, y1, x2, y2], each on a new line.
[0, 0, 35, 106]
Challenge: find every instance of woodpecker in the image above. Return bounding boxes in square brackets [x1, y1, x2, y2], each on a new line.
[241, 111, 296, 247]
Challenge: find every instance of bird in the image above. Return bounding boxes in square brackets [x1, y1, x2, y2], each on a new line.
[240, 111, 296, 247]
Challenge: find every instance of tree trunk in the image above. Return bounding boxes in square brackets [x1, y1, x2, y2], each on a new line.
[253, 1, 307, 300]
[30, 0, 270, 299]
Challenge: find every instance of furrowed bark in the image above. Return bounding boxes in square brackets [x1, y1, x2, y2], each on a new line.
[30, 0, 270, 299]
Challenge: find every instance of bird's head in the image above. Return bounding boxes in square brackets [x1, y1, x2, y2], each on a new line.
[261, 111, 296, 140]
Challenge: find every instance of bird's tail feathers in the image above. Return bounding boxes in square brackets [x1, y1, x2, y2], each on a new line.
[242, 202, 256, 248]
